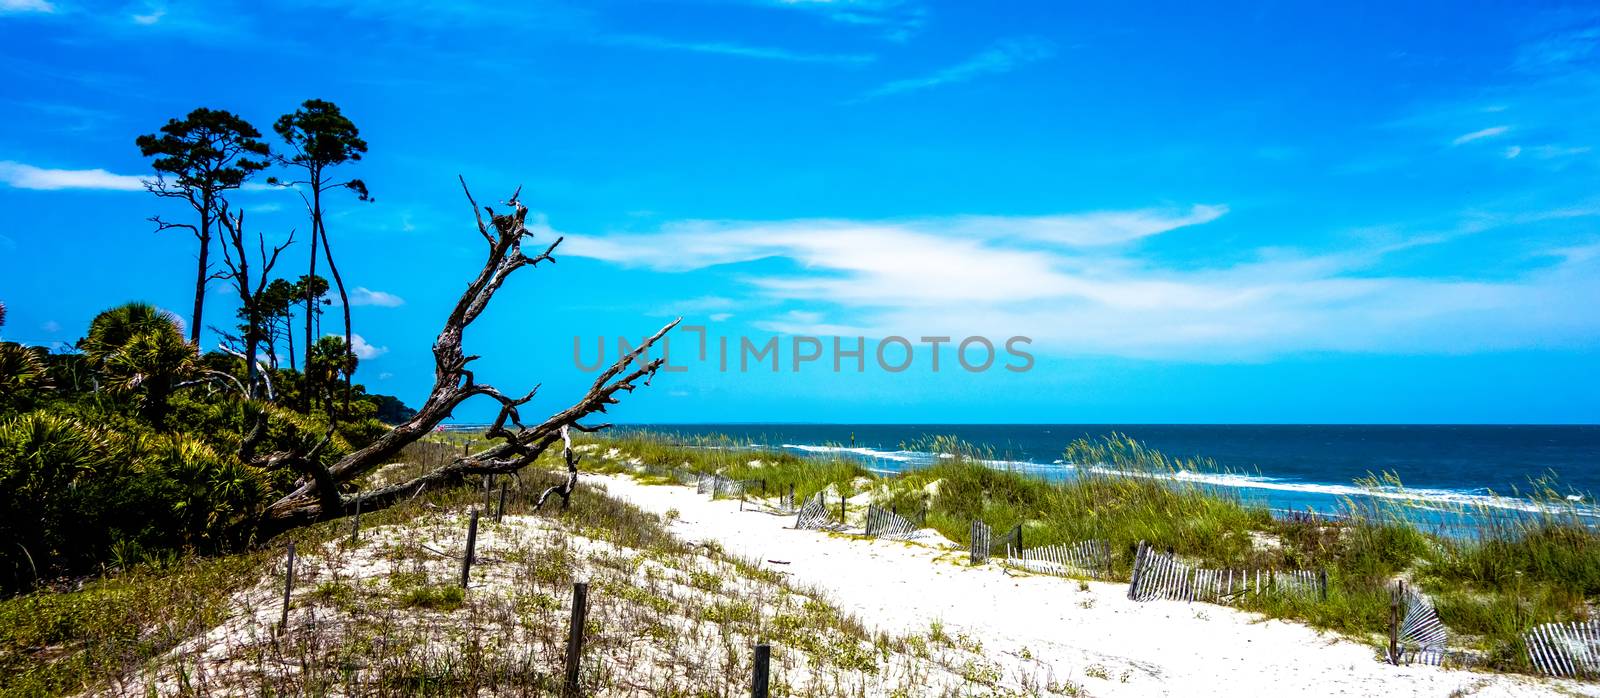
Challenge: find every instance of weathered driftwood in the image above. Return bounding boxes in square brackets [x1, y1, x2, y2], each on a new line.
[258, 179, 678, 528]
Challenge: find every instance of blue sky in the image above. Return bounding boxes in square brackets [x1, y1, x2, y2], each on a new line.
[1, 0, 1598, 424]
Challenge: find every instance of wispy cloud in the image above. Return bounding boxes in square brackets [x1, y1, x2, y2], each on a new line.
[862, 37, 1053, 99]
[769, 0, 926, 41]
[0, 160, 144, 190]
[1514, 21, 1600, 74]
[1452, 125, 1510, 145]
[131, 3, 167, 25]
[0, 0, 54, 14]
[564, 204, 1600, 359]
[347, 287, 406, 307]
[605, 34, 874, 64]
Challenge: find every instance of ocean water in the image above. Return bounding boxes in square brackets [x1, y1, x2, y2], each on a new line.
[614, 424, 1600, 529]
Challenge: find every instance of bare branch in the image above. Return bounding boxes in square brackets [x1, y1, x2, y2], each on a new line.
[258, 179, 676, 529]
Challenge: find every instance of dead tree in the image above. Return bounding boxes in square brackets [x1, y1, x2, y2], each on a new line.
[258, 178, 677, 529]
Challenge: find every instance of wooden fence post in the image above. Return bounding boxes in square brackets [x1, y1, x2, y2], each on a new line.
[1318, 568, 1329, 602]
[484, 474, 494, 513]
[350, 494, 362, 544]
[1389, 580, 1402, 665]
[564, 581, 589, 697]
[839, 494, 846, 524]
[1014, 524, 1023, 552]
[751, 642, 771, 698]
[460, 509, 480, 589]
[1128, 541, 1148, 599]
[278, 542, 295, 635]
[497, 481, 509, 522]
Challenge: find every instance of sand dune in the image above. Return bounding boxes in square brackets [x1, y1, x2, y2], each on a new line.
[592, 472, 1594, 698]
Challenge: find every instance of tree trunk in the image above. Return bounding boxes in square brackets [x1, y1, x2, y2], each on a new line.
[257, 180, 677, 531]
[190, 208, 210, 351]
[302, 182, 321, 410]
[318, 222, 354, 414]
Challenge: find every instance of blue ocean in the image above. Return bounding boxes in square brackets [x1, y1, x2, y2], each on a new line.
[612, 424, 1600, 529]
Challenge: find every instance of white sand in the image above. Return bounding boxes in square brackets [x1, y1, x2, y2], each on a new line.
[592, 472, 1595, 698]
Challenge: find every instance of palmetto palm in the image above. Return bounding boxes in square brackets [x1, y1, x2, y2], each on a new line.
[81, 303, 196, 424]
[0, 342, 51, 408]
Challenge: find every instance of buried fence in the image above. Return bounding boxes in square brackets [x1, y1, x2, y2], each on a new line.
[864, 504, 922, 539]
[1127, 541, 1327, 604]
[1525, 619, 1600, 678]
[795, 492, 841, 531]
[697, 474, 765, 498]
[671, 467, 703, 487]
[1004, 539, 1114, 580]
[1389, 582, 1449, 666]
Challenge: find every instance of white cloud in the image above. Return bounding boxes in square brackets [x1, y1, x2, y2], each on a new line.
[938, 205, 1227, 246]
[606, 34, 873, 64]
[769, 0, 926, 40]
[1452, 126, 1510, 145]
[1505, 145, 1523, 159]
[1527, 144, 1592, 159]
[41, 320, 60, 332]
[347, 286, 405, 307]
[0, 0, 55, 14]
[565, 204, 1600, 359]
[709, 313, 734, 322]
[131, 4, 166, 24]
[862, 37, 1052, 99]
[346, 333, 388, 360]
[0, 160, 144, 191]
[378, 371, 394, 380]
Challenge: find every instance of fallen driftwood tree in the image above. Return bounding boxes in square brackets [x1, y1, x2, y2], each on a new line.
[259, 178, 676, 529]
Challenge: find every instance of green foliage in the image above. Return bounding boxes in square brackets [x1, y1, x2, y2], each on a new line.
[0, 301, 411, 596]
[273, 99, 368, 174]
[80, 303, 195, 425]
[135, 107, 270, 191]
[0, 343, 51, 410]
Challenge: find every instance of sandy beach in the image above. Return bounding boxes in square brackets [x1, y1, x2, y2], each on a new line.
[591, 472, 1594, 698]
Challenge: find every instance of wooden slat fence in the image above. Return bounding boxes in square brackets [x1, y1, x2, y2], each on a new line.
[696, 473, 726, 495]
[1128, 542, 1197, 602]
[970, 521, 992, 564]
[1393, 587, 1449, 666]
[1127, 541, 1327, 604]
[1003, 539, 1113, 579]
[1525, 619, 1600, 678]
[671, 468, 702, 487]
[795, 492, 838, 530]
[864, 504, 919, 539]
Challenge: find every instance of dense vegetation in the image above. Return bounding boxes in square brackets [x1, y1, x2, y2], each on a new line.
[0, 440, 1035, 697]
[0, 99, 429, 596]
[0, 301, 411, 595]
[583, 430, 1600, 674]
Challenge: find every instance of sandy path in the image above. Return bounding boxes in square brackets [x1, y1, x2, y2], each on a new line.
[592, 473, 1592, 698]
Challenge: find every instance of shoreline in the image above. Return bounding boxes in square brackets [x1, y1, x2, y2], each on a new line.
[589, 470, 1592, 697]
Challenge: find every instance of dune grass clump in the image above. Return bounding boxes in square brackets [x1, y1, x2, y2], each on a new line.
[584, 429, 873, 502]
